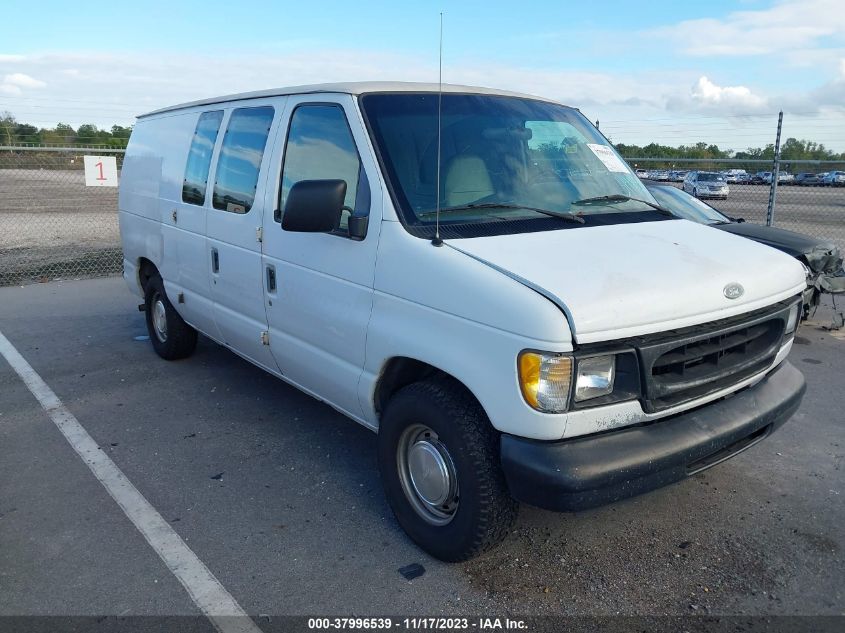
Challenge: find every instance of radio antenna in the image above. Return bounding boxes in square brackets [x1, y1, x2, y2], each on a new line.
[432, 11, 444, 247]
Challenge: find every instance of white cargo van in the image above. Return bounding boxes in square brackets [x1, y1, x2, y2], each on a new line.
[119, 82, 807, 561]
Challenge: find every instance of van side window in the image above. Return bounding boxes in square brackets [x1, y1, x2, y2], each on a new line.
[182, 110, 223, 206]
[212, 106, 274, 214]
[279, 105, 362, 230]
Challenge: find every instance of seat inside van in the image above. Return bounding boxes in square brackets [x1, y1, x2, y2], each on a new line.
[444, 154, 495, 206]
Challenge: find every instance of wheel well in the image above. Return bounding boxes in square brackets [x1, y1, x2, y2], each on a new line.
[375, 357, 457, 416]
[138, 258, 158, 293]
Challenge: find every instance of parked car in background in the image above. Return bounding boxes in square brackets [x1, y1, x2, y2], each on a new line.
[724, 169, 747, 183]
[645, 181, 845, 318]
[669, 170, 688, 182]
[736, 172, 751, 183]
[778, 172, 795, 185]
[635, 169, 648, 179]
[751, 172, 769, 185]
[821, 170, 845, 186]
[683, 171, 729, 199]
[795, 173, 821, 186]
[652, 170, 670, 181]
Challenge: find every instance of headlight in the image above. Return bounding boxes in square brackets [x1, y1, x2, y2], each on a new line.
[575, 355, 616, 402]
[518, 351, 572, 413]
[785, 302, 800, 335]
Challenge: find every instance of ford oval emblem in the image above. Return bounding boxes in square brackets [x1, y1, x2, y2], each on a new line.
[724, 282, 744, 300]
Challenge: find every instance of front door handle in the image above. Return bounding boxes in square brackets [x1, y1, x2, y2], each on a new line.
[211, 247, 219, 273]
[266, 265, 276, 292]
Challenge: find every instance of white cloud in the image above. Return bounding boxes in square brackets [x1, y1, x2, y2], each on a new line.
[693, 76, 767, 109]
[665, 76, 769, 115]
[0, 50, 678, 119]
[3, 72, 46, 88]
[0, 49, 842, 151]
[650, 0, 845, 59]
[0, 72, 47, 96]
[776, 57, 845, 113]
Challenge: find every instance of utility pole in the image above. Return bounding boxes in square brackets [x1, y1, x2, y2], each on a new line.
[766, 111, 783, 226]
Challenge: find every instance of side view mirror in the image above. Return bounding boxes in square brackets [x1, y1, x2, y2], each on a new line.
[282, 179, 346, 233]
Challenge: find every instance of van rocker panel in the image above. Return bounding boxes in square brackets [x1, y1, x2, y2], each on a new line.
[500, 360, 805, 511]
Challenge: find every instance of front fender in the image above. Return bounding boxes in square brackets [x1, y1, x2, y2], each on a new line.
[359, 291, 575, 441]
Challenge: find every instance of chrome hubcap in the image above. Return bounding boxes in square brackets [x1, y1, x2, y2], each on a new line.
[397, 424, 458, 525]
[152, 296, 168, 343]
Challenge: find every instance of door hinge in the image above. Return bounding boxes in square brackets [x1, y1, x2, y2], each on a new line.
[256, 226, 263, 243]
[260, 330, 270, 346]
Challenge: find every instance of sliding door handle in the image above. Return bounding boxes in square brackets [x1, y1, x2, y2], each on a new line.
[266, 265, 276, 292]
[211, 247, 219, 273]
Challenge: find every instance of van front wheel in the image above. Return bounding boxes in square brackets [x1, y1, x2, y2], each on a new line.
[378, 377, 518, 561]
[144, 275, 197, 360]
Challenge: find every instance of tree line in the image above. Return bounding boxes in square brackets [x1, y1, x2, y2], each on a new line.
[1, 112, 132, 148]
[613, 139, 845, 162]
[2, 112, 844, 163]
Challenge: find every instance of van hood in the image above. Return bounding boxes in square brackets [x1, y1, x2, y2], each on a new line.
[447, 219, 807, 343]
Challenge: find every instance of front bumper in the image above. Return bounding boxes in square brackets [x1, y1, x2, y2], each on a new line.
[501, 361, 805, 512]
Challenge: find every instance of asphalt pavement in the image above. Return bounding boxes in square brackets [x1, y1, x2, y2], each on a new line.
[1, 277, 843, 622]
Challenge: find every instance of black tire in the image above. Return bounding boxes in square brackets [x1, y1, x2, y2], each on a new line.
[144, 274, 197, 360]
[378, 377, 518, 561]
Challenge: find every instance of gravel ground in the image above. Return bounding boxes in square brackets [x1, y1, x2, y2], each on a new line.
[0, 169, 121, 284]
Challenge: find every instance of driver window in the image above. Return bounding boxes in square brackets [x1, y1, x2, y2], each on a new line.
[279, 105, 362, 230]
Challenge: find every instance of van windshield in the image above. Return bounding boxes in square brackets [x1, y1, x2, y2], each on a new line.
[360, 93, 665, 238]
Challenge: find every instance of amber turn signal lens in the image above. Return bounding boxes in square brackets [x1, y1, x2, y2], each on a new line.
[518, 352, 572, 413]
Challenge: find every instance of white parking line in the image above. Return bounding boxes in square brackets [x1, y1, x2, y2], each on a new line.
[0, 329, 263, 633]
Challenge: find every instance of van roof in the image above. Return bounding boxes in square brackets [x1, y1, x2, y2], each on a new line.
[138, 81, 566, 118]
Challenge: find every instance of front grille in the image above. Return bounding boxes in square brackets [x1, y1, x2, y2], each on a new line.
[636, 302, 792, 413]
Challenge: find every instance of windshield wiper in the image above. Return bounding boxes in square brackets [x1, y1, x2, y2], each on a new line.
[419, 202, 585, 224]
[571, 194, 675, 217]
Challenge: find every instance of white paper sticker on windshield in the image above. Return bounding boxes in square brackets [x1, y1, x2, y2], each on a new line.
[586, 144, 629, 173]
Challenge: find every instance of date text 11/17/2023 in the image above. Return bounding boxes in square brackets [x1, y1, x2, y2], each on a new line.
[306, 617, 528, 630]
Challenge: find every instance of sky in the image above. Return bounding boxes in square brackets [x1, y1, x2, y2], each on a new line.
[1, 0, 844, 152]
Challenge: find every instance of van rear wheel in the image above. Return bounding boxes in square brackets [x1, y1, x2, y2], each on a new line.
[378, 377, 518, 561]
[144, 275, 197, 360]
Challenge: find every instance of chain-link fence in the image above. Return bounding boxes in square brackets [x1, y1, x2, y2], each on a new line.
[0, 147, 123, 286]
[0, 146, 843, 287]
[626, 158, 845, 253]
